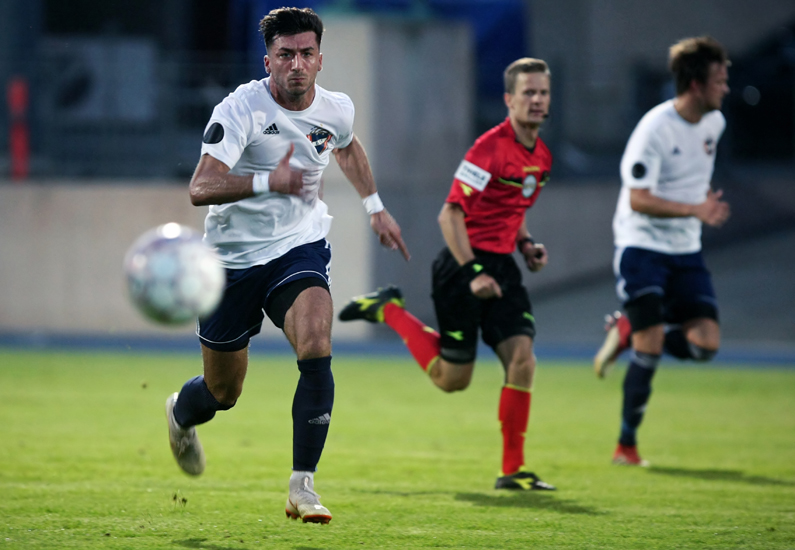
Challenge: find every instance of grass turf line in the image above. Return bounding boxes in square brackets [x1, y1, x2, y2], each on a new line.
[0, 350, 793, 549]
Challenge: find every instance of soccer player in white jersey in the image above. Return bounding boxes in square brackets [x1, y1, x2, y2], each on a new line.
[593, 36, 731, 466]
[163, 7, 409, 524]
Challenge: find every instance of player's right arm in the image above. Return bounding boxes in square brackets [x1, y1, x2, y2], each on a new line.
[438, 202, 502, 299]
[622, 119, 729, 227]
[189, 93, 304, 206]
[629, 188, 730, 227]
[189, 145, 303, 206]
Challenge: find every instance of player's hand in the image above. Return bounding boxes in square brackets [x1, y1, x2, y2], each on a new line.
[370, 209, 411, 261]
[694, 189, 730, 227]
[524, 243, 548, 272]
[268, 144, 305, 196]
[470, 273, 502, 299]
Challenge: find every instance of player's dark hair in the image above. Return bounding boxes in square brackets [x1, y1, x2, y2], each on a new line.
[669, 36, 729, 95]
[504, 58, 550, 94]
[259, 7, 324, 51]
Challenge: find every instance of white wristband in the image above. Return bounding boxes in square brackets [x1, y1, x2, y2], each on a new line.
[252, 172, 269, 195]
[363, 192, 384, 215]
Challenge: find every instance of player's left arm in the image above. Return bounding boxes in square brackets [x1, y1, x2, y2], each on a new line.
[333, 134, 410, 260]
[516, 225, 547, 272]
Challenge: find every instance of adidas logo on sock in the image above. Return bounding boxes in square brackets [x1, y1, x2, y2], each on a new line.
[263, 123, 279, 135]
[308, 413, 331, 425]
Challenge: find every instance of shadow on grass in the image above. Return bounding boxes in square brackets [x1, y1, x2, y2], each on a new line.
[649, 466, 795, 486]
[354, 489, 451, 497]
[455, 492, 604, 515]
[173, 538, 250, 550]
[174, 539, 329, 550]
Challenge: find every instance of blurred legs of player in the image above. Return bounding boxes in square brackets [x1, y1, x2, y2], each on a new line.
[339, 280, 555, 491]
[166, 241, 335, 523]
[602, 248, 721, 466]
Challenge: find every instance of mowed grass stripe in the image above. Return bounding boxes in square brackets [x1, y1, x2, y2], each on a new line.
[0, 350, 793, 549]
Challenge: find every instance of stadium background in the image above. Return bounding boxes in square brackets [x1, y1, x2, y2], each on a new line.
[0, 0, 793, 360]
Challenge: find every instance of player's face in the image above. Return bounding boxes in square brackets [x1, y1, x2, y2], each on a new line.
[264, 31, 323, 104]
[505, 72, 550, 127]
[698, 62, 730, 112]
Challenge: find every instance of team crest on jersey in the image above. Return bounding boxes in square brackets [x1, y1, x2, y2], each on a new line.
[307, 126, 333, 154]
[704, 137, 716, 155]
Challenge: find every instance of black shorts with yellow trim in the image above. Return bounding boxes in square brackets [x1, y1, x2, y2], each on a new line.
[431, 247, 536, 364]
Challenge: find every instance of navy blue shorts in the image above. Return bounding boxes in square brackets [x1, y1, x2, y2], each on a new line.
[197, 239, 332, 352]
[615, 246, 718, 329]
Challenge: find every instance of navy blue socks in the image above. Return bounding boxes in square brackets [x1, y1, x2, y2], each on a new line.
[173, 375, 232, 428]
[619, 351, 660, 447]
[292, 356, 335, 472]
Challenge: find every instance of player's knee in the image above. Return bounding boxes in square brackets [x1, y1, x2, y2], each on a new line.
[207, 381, 242, 408]
[297, 338, 332, 360]
[689, 343, 717, 362]
[295, 324, 332, 359]
[431, 361, 473, 392]
[438, 377, 471, 393]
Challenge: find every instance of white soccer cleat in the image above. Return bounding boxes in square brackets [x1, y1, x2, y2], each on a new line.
[165, 392, 206, 476]
[593, 311, 632, 379]
[285, 475, 332, 524]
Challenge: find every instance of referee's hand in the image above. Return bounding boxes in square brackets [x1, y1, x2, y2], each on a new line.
[470, 273, 502, 299]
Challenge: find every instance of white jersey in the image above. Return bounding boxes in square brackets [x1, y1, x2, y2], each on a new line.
[613, 99, 725, 254]
[199, 78, 354, 268]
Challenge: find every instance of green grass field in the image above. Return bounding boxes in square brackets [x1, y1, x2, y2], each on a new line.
[1, 349, 793, 549]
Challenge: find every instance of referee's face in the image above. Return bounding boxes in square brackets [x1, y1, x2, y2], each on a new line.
[265, 31, 323, 107]
[505, 72, 550, 128]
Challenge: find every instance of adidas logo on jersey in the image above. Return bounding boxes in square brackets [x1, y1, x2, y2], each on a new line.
[308, 413, 331, 425]
[263, 123, 279, 135]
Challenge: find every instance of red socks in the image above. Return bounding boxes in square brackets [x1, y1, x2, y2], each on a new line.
[383, 303, 440, 372]
[383, 303, 532, 475]
[498, 385, 531, 476]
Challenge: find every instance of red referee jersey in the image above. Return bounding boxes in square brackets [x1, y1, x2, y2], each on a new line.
[446, 118, 552, 254]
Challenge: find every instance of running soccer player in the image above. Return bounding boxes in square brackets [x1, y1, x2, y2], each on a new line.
[339, 58, 556, 491]
[593, 36, 731, 466]
[164, 7, 409, 524]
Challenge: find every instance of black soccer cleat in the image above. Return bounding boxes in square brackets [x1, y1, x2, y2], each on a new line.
[338, 285, 405, 323]
[495, 470, 556, 491]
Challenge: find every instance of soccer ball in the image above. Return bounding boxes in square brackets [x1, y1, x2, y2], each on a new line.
[123, 223, 225, 325]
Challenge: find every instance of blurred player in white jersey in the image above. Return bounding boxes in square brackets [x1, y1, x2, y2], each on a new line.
[593, 36, 731, 466]
[163, 7, 409, 524]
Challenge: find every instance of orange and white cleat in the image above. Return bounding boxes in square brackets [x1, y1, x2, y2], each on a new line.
[593, 311, 632, 378]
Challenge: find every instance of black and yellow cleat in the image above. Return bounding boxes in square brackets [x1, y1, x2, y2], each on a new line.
[495, 469, 556, 491]
[338, 285, 404, 323]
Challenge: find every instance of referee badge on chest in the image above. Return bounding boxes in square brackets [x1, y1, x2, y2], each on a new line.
[307, 126, 332, 154]
[522, 174, 538, 197]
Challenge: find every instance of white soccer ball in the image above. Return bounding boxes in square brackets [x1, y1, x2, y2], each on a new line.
[123, 223, 225, 325]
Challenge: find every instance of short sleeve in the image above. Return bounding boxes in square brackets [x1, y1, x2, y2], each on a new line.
[446, 139, 495, 207]
[200, 95, 253, 169]
[328, 91, 355, 150]
[620, 122, 662, 189]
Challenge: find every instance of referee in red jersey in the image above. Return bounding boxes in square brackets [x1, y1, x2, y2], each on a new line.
[340, 58, 556, 491]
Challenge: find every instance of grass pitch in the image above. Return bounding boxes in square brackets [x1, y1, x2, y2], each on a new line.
[0, 349, 793, 549]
